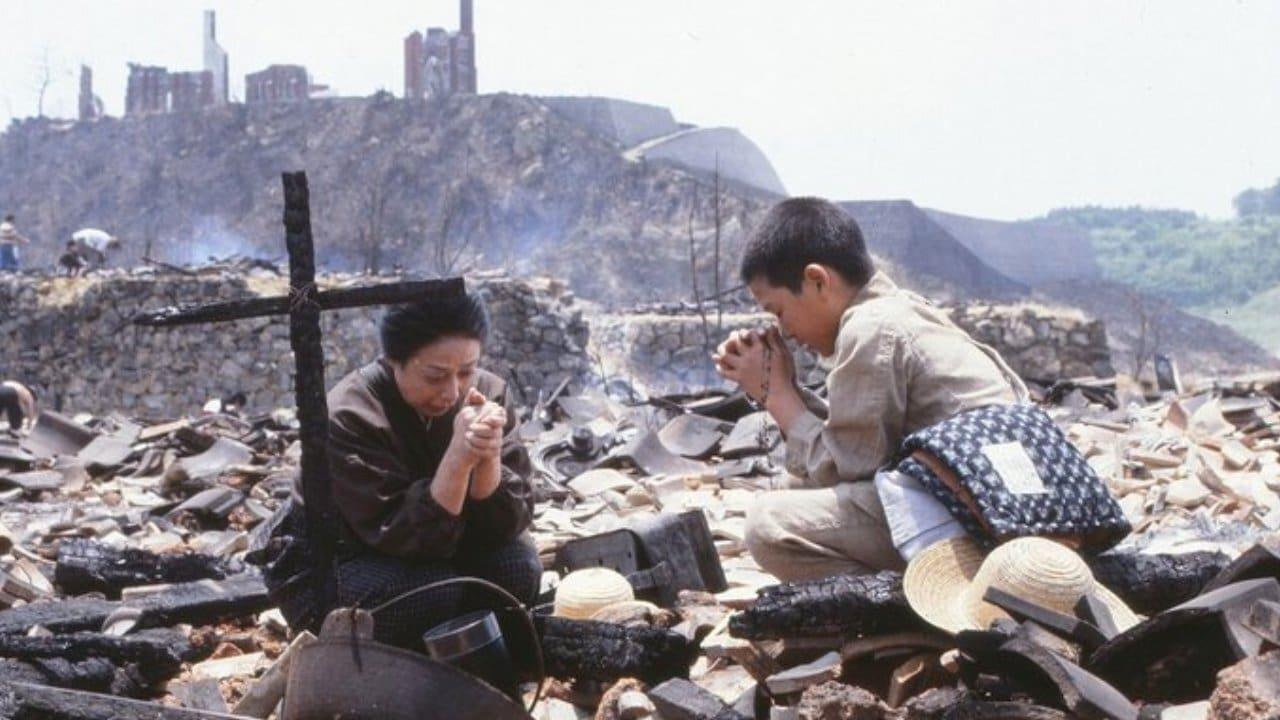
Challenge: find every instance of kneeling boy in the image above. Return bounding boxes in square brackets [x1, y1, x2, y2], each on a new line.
[714, 198, 1026, 581]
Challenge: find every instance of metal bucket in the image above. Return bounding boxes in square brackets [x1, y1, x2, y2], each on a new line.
[282, 636, 532, 720]
[423, 610, 520, 701]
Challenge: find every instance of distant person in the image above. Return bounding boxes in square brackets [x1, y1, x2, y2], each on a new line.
[0, 215, 31, 272]
[714, 198, 1027, 582]
[58, 241, 88, 277]
[71, 228, 122, 268]
[0, 381, 37, 432]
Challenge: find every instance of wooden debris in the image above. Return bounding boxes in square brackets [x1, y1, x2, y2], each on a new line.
[55, 539, 232, 598]
[1088, 550, 1231, 616]
[2, 681, 248, 719]
[729, 570, 922, 640]
[538, 616, 694, 685]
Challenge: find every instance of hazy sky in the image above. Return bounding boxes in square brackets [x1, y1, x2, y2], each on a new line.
[4, 1, 1278, 220]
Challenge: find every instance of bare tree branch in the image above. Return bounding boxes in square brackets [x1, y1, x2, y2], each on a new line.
[32, 46, 61, 118]
[687, 182, 712, 353]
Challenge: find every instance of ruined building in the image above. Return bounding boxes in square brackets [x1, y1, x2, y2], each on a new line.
[245, 65, 320, 104]
[78, 65, 103, 121]
[125, 64, 170, 115]
[203, 10, 230, 105]
[125, 65, 215, 115]
[404, 0, 477, 100]
[125, 10, 226, 115]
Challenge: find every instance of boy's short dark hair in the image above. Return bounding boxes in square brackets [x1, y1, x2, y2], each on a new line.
[739, 197, 874, 292]
[3, 215, 13, 223]
[379, 291, 490, 363]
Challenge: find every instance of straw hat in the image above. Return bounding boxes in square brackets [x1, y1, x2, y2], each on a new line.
[553, 568, 635, 620]
[903, 536, 1141, 635]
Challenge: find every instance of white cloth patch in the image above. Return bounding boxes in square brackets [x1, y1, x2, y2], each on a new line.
[982, 441, 1046, 495]
[874, 469, 966, 561]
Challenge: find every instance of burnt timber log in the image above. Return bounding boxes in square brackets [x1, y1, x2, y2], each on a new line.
[1087, 550, 1231, 616]
[537, 616, 695, 685]
[280, 171, 339, 621]
[55, 539, 232, 598]
[0, 658, 123, 696]
[1, 681, 247, 720]
[728, 570, 924, 640]
[0, 597, 118, 635]
[0, 629, 198, 685]
[131, 278, 465, 327]
[0, 575, 268, 635]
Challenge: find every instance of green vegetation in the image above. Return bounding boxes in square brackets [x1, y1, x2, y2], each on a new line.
[1043, 206, 1280, 307]
[1235, 178, 1280, 217]
[1194, 285, 1280, 358]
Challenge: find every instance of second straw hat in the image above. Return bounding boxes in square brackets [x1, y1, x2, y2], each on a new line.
[903, 536, 1140, 635]
[553, 567, 635, 620]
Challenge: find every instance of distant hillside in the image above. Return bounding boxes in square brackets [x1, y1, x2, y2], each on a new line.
[1194, 284, 1280, 359]
[841, 200, 1027, 299]
[0, 94, 1024, 306]
[924, 208, 1099, 287]
[0, 93, 778, 303]
[1042, 279, 1279, 376]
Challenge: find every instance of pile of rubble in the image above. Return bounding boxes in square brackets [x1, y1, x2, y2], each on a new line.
[0, 372, 1276, 719]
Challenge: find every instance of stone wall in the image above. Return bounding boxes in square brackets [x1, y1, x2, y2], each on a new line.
[0, 270, 1112, 419]
[949, 303, 1115, 380]
[0, 272, 590, 418]
[589, 301, 1114, 394]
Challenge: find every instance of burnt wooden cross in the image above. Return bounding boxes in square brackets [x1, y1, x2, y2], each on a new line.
[134, 171, 464, 611]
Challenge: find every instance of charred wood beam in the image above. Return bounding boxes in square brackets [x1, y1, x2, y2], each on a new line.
[2, 681, 242, 720]
[0, 658, 143, 698]
[536, 616, 695, 685]
[127, 574, 270, 629]
[55, 539, 232, 599]
[0, 629, 197, 684]
[728, 570, 925, 640]
[281, 171, 339, 620]
[0, 575, 268, 636]
[0, 597, 118, 635]
[1087, 551, 1231, 616]
[131, 277, 464, 327]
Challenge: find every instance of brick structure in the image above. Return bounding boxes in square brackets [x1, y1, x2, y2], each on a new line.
[125, 10, 226, 116]
[78, 66, 102, 122]
[246, 65, 312, 104]
[125, 64, 169, 115]
[169, 71, 215, 112]
[403, 0, 476, 100]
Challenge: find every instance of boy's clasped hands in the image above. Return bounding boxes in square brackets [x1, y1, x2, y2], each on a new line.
[713, 326, 798, 410]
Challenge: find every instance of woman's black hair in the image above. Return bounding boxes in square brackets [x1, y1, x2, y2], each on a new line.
[380, 291, 490, 363]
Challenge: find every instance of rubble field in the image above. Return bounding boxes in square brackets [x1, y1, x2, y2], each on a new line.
[0, 369, 1277, 720]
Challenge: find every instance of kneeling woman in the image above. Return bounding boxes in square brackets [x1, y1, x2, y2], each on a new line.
[255, 292, 540, 648]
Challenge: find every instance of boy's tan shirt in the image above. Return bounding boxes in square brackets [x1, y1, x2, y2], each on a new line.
[784, 270, 1027, 488]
